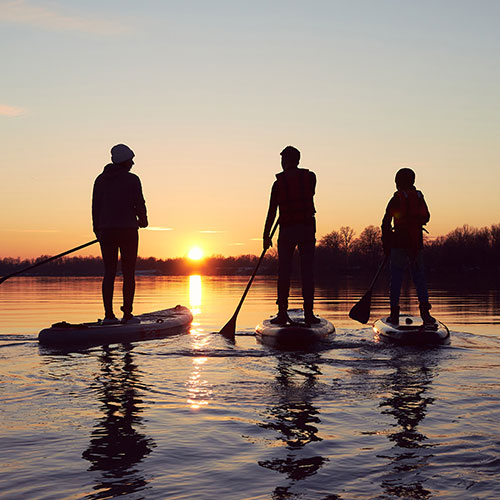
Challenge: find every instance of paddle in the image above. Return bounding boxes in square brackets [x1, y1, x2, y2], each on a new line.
[0, 239, 98, 285]
[219, 219, 279, 339]
[348, 256, 388, 324]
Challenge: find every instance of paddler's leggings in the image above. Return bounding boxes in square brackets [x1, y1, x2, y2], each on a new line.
[276, 222, 316, 310]
[98, 228, 138, 318]
[390, 248, 429, 309]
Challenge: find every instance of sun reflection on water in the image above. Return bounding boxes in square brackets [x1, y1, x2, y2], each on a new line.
[187, 355, 210, 410]
[187, 275, 211, 409]
[186, 329, 212, 410]
[189, 274, 202, 316]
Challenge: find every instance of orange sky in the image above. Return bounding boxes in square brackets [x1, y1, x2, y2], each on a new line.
[1, 2, 499, 259]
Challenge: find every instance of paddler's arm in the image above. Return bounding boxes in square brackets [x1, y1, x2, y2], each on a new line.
[263, 181, 278, 250]
[309, 170, 317, 195]
[381, 196, 397, 256]
[91, 177, 101, 238]
[419, 193, 430, 226]
[134, 176, 148, 228]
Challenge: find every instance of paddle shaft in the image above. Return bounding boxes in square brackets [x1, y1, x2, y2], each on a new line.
[0, 239, 98, 284]
[366, 256, 389, 293]
[231, 220, 279, 319]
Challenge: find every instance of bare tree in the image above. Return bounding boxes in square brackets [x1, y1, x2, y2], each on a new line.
[355, 225, 381, 254]
[339, 226, 355, 255]
[353, 225, 383, 266]
[319, 230, 341, 251]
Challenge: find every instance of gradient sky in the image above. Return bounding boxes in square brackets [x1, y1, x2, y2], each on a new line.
[1, 0, 499, 259]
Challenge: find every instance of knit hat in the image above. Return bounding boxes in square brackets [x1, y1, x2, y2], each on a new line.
[111, 144, 135, 164]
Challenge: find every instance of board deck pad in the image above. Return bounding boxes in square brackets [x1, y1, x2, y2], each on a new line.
[255, 309, 335, 347]
[38, 305, 193, 347]
[373, 314, 450, 346]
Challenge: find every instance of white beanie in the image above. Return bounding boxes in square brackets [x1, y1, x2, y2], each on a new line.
[111, 144, 135, 164]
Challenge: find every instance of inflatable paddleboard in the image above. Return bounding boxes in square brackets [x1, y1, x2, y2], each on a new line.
[256, 309, 335, 347]
[38, 305, 193, 347]
[373, 314, 450, 346]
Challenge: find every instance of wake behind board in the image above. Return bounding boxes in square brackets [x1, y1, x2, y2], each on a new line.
[38, 305, 193, 347]
[256, 309, 335, 348]
[373, 314, 450, 346]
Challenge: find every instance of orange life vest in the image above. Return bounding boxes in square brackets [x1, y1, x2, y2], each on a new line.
[276, 168, 316, 225]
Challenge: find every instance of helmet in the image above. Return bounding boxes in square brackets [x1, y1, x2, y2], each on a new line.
[395, 168, 415, 189]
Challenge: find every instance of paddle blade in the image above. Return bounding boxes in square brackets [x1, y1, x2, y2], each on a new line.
[218, 315, 237, 340]
[349, 290, 372, 324]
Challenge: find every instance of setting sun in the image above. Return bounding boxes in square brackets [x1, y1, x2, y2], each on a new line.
[187, 247, 204, 261]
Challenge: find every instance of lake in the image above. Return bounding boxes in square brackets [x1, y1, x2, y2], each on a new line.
[1, 275, 499, 499]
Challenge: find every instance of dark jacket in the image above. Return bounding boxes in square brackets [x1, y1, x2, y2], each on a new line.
[381, 186, 430, 252]
[264, 168, 316, 237]
[92, 163, 148, 232]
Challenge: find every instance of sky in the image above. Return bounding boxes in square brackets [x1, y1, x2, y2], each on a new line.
[1, 0, 499, 260]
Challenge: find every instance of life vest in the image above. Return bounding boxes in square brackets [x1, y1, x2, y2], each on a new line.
[276, 168, 316, 224]
[392, 189, 429, 250]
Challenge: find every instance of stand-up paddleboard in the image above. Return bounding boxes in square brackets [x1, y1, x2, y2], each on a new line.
[256, 309, 335, 347]
[373, 314, 450, 346]
[39, 305, 193, 347]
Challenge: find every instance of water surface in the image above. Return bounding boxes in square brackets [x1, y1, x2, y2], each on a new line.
[1, 276, 499, 499]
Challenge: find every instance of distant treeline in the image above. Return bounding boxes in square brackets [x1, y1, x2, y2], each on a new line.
[1, 223, 499, 280]
[315, 223, 500, 281]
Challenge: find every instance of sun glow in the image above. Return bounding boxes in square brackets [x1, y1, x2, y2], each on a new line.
[187, 246, 204, 260]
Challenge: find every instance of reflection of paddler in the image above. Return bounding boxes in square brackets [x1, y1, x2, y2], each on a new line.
[380, 356, 435, 447]
[263, 146, 320, 326]
[82, 345, 155, 497]
[258, 354, 328, 488]
[378, 352, 438, 499]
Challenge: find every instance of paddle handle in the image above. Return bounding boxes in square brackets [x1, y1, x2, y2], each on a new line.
[0, 239, 98, 284]
[232, 219, 279, 318]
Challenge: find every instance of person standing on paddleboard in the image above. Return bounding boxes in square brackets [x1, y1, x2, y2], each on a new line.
[263, 146, 320, 325]
[92, 144, 148, 324]
[381, 167, 435, 326]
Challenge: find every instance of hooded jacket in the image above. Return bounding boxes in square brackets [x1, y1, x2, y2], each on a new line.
[92, 163, 148, 232]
